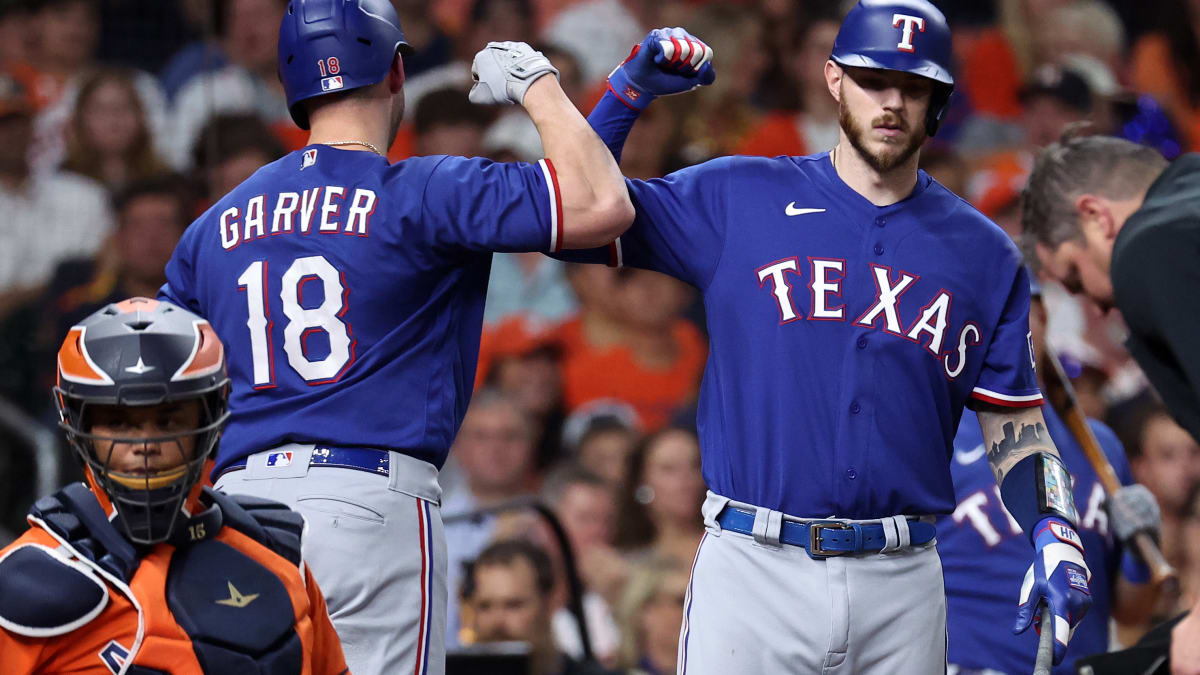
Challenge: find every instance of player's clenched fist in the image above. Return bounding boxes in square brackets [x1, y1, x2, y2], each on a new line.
[607, 27, 716, 110]
[1013, 517, 1093, 665]
[469, 41, 559, 106]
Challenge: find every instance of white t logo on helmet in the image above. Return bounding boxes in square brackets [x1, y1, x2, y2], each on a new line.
[892, 13, 926, 53]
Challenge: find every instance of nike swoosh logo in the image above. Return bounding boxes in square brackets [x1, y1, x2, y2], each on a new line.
[785, 203, 826, 216]
[955, 444, 986, 465]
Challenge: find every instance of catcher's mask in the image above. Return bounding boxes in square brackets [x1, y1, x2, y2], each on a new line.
[54, 298, 230, 545]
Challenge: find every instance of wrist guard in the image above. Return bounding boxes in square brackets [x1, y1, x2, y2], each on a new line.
[999, 452, 1079, 540]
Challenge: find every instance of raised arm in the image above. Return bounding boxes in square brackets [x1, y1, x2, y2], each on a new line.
[521, 77, 634, 248]
[469, 41, 633, 249]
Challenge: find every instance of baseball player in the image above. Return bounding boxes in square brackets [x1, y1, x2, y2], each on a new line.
[156, 1, 634, 673]
[939, 279, 1160, 675]
[0, 297, 347, 674]
[570, 2, 1095, 672]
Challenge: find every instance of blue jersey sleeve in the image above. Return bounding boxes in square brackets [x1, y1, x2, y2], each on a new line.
[158, 223, 203, 314]
[421, 155, 560, 254]
[554, 157, 733, 286]
[969, 265, 1044, 408]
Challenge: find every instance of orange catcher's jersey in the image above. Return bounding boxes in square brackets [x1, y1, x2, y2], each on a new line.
[0, 484, 347, 675]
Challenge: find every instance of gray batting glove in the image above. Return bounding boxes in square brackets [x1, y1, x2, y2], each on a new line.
[1107, 483, 1162, 545]
[469, 41, 559, 106]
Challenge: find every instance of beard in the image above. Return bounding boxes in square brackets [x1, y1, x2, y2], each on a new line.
[838, 99, 926, 173]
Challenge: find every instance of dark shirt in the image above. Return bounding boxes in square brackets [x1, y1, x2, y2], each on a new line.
[1112, 153, 1200, 443]
[560, 656, 624, 675]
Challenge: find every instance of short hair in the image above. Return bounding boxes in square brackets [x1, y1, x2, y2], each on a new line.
[112, 173, 193, 229]
[413, 87, 493, 137]
[192, 113, 285, 170]
[461, 538, 554, 600]
[541, 463, 610, 507]
[1020, 130, 1168, 263]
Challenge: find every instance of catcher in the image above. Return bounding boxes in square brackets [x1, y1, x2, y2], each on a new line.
[0, 298, 347, 674]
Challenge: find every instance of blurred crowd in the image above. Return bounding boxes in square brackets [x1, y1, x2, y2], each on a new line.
[1, 0, 1200, 672]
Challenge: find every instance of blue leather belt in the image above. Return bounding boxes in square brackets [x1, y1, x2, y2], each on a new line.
[217, 447, 391, 481]
[716, 507, 936, 559]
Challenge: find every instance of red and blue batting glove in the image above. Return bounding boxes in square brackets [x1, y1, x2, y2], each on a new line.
[606, 27, 715, 110]
[1013, 516, 1093, 665]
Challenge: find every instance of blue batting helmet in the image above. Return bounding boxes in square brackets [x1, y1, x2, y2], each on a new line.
[831, 0, 955, 136]
[278, 0, 413, 130]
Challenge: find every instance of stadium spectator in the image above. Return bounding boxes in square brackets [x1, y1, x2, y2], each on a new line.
[966, 65, 1096, 221]
[736, 10, 841, 158]
[543, 464, 627, 604]
[413, 86, 493, 157]
[190, 113, 284, 208]
[60, 67, 169, 191]
[1180, 484, 1200, 613]
[477, 318, 568, 468]
[12, 0, 99, 110]
[0, 75, 111, 312]
[392, 0, 456, 78]
[1120, 402, 1200, 571]
[1131, 0, 1200, 151]
[567, 410, 640, 489]
[170, 0, 289, 167]
[158, 0, 230, 101]
[541, 464, 624, 663]
[614, 556, 690, 675]
[402, 0, 538, 123]
[614, 427, 705, 566]
[0, 174, 191, 418]
[461, 538, 620, 675]
[662, 5, 769, 166]
[557, 266, 705, 432]
[539, 0, 642, 85]
[44, 175, 192, 335]
[443, 390, 542, 648]
[20, 0, 169, 174]
[0, 1, 33, 73]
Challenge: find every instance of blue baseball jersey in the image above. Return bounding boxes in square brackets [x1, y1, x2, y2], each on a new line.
[160, 146, 564, 473]
[938, 406, 1134, 674]
[566, 152, 1041, 518]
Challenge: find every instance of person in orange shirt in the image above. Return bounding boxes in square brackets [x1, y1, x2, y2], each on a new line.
[556, 265, 705, 432]
[0, 298, 347, 675]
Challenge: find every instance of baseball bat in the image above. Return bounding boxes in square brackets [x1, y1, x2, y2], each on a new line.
[1039, 344, 1177, 590]
[1034, 606, 1054, 675]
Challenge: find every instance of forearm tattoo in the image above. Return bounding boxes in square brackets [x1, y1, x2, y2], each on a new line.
[977, 405, 1059, 483]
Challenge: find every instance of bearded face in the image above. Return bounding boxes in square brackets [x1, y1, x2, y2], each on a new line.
[833, 65, 932, 173]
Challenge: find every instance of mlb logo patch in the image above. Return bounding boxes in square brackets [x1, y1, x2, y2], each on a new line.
[266, 451, 294, 467]
[301, 149, 317, 170]
[321, 75, 344, 92]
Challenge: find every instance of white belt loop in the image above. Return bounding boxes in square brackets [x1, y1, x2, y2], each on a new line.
[880, 515, 911, 552]
[752, 507, 784, 547]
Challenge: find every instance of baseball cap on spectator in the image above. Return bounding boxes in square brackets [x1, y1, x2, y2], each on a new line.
[0, 74, 32, 118]
[475, 317, 560, 389]
[561, 401, 640, 453]
[1020, 64, 1093, 113]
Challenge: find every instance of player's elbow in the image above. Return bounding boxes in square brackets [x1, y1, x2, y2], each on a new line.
[562, 188, 634, 249]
